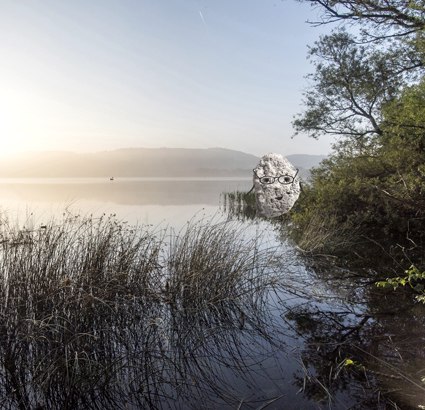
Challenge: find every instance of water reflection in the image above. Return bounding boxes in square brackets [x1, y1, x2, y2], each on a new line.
[0, 178, 252, 206]
[0, 178, 252, 227]
[222, 193, 425, 409]
[0, 214, 310, 409]
[0, 179, 424, 409]
[282, 258, 425, 409]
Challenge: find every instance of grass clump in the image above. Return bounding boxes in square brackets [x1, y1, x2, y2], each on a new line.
[165, 218, 280, 310]
[0, 212, 283, 409]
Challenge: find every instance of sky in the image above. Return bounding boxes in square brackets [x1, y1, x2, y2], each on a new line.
[0, 0, 336, 158]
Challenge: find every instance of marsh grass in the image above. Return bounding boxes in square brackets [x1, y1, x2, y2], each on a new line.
[288, 212, 364, 256]
[165, 218, 280, 309]
[0, 212, 285, 409]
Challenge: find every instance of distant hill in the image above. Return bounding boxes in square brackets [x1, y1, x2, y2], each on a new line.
[287, 154, 326, 170]
[0, 148, 326, 178]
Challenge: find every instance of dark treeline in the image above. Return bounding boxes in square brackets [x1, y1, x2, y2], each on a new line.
[290, 0, 425, 271]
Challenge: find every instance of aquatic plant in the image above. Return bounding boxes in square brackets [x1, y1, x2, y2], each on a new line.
[0, 212, 285, 409]
[376, 265, 425, 303]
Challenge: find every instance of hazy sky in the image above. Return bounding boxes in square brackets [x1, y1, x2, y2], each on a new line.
[0, 0, 335, 158]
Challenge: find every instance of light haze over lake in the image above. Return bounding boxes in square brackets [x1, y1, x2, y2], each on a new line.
[0, 177, 252, 227]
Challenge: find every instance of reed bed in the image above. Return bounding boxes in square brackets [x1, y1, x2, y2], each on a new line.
[0, 212, 286, 409]
[165, 218, 280, 310]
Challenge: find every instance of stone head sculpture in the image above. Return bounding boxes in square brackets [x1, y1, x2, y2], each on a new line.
[253, 153, 301, 218]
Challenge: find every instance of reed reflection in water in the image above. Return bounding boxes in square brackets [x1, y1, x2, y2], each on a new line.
[0, 213, 303, 409]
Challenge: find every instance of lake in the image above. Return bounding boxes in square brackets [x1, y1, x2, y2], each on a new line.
[0, 178, 423, 409]
[0, 177, 251, 227]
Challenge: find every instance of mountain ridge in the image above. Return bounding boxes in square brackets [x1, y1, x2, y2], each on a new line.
[0, 148, 326, 177]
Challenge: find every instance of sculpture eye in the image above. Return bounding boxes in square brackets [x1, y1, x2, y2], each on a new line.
[260, 176, 274, 184]
[279, 175, 293, 184]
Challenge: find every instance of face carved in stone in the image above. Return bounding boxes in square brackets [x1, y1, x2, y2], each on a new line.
[253, 153, 301, 218]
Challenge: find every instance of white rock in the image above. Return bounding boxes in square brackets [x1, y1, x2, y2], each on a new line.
[253, 153, 300, 218]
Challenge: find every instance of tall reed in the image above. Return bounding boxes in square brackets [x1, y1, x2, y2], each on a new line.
[0, 212, 285, 409]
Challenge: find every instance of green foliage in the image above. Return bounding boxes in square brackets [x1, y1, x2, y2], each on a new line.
[293, 30, 403, 140]
[290, 108, 425, 253]
[290, 1, 425, 259]
[376, 265, 425, 303]
[343, 358, 355, 367]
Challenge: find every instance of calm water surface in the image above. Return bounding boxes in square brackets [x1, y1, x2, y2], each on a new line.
[0, 177, 252, 226]
[0, 178, 423, 409]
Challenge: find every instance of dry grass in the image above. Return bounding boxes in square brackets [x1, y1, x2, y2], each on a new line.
[0, 212, 284, 409]
[292, 212, 362, 255]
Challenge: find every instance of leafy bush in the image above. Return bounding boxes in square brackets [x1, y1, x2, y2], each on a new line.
[290, 80, 425, 260]
[376, 265, 425, 303]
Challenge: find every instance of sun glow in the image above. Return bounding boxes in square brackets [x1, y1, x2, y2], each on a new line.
[0, 86, 57, 158]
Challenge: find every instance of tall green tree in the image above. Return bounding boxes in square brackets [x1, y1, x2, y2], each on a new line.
[292, 30, 403, 143]
[290, 0, 425, 259]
